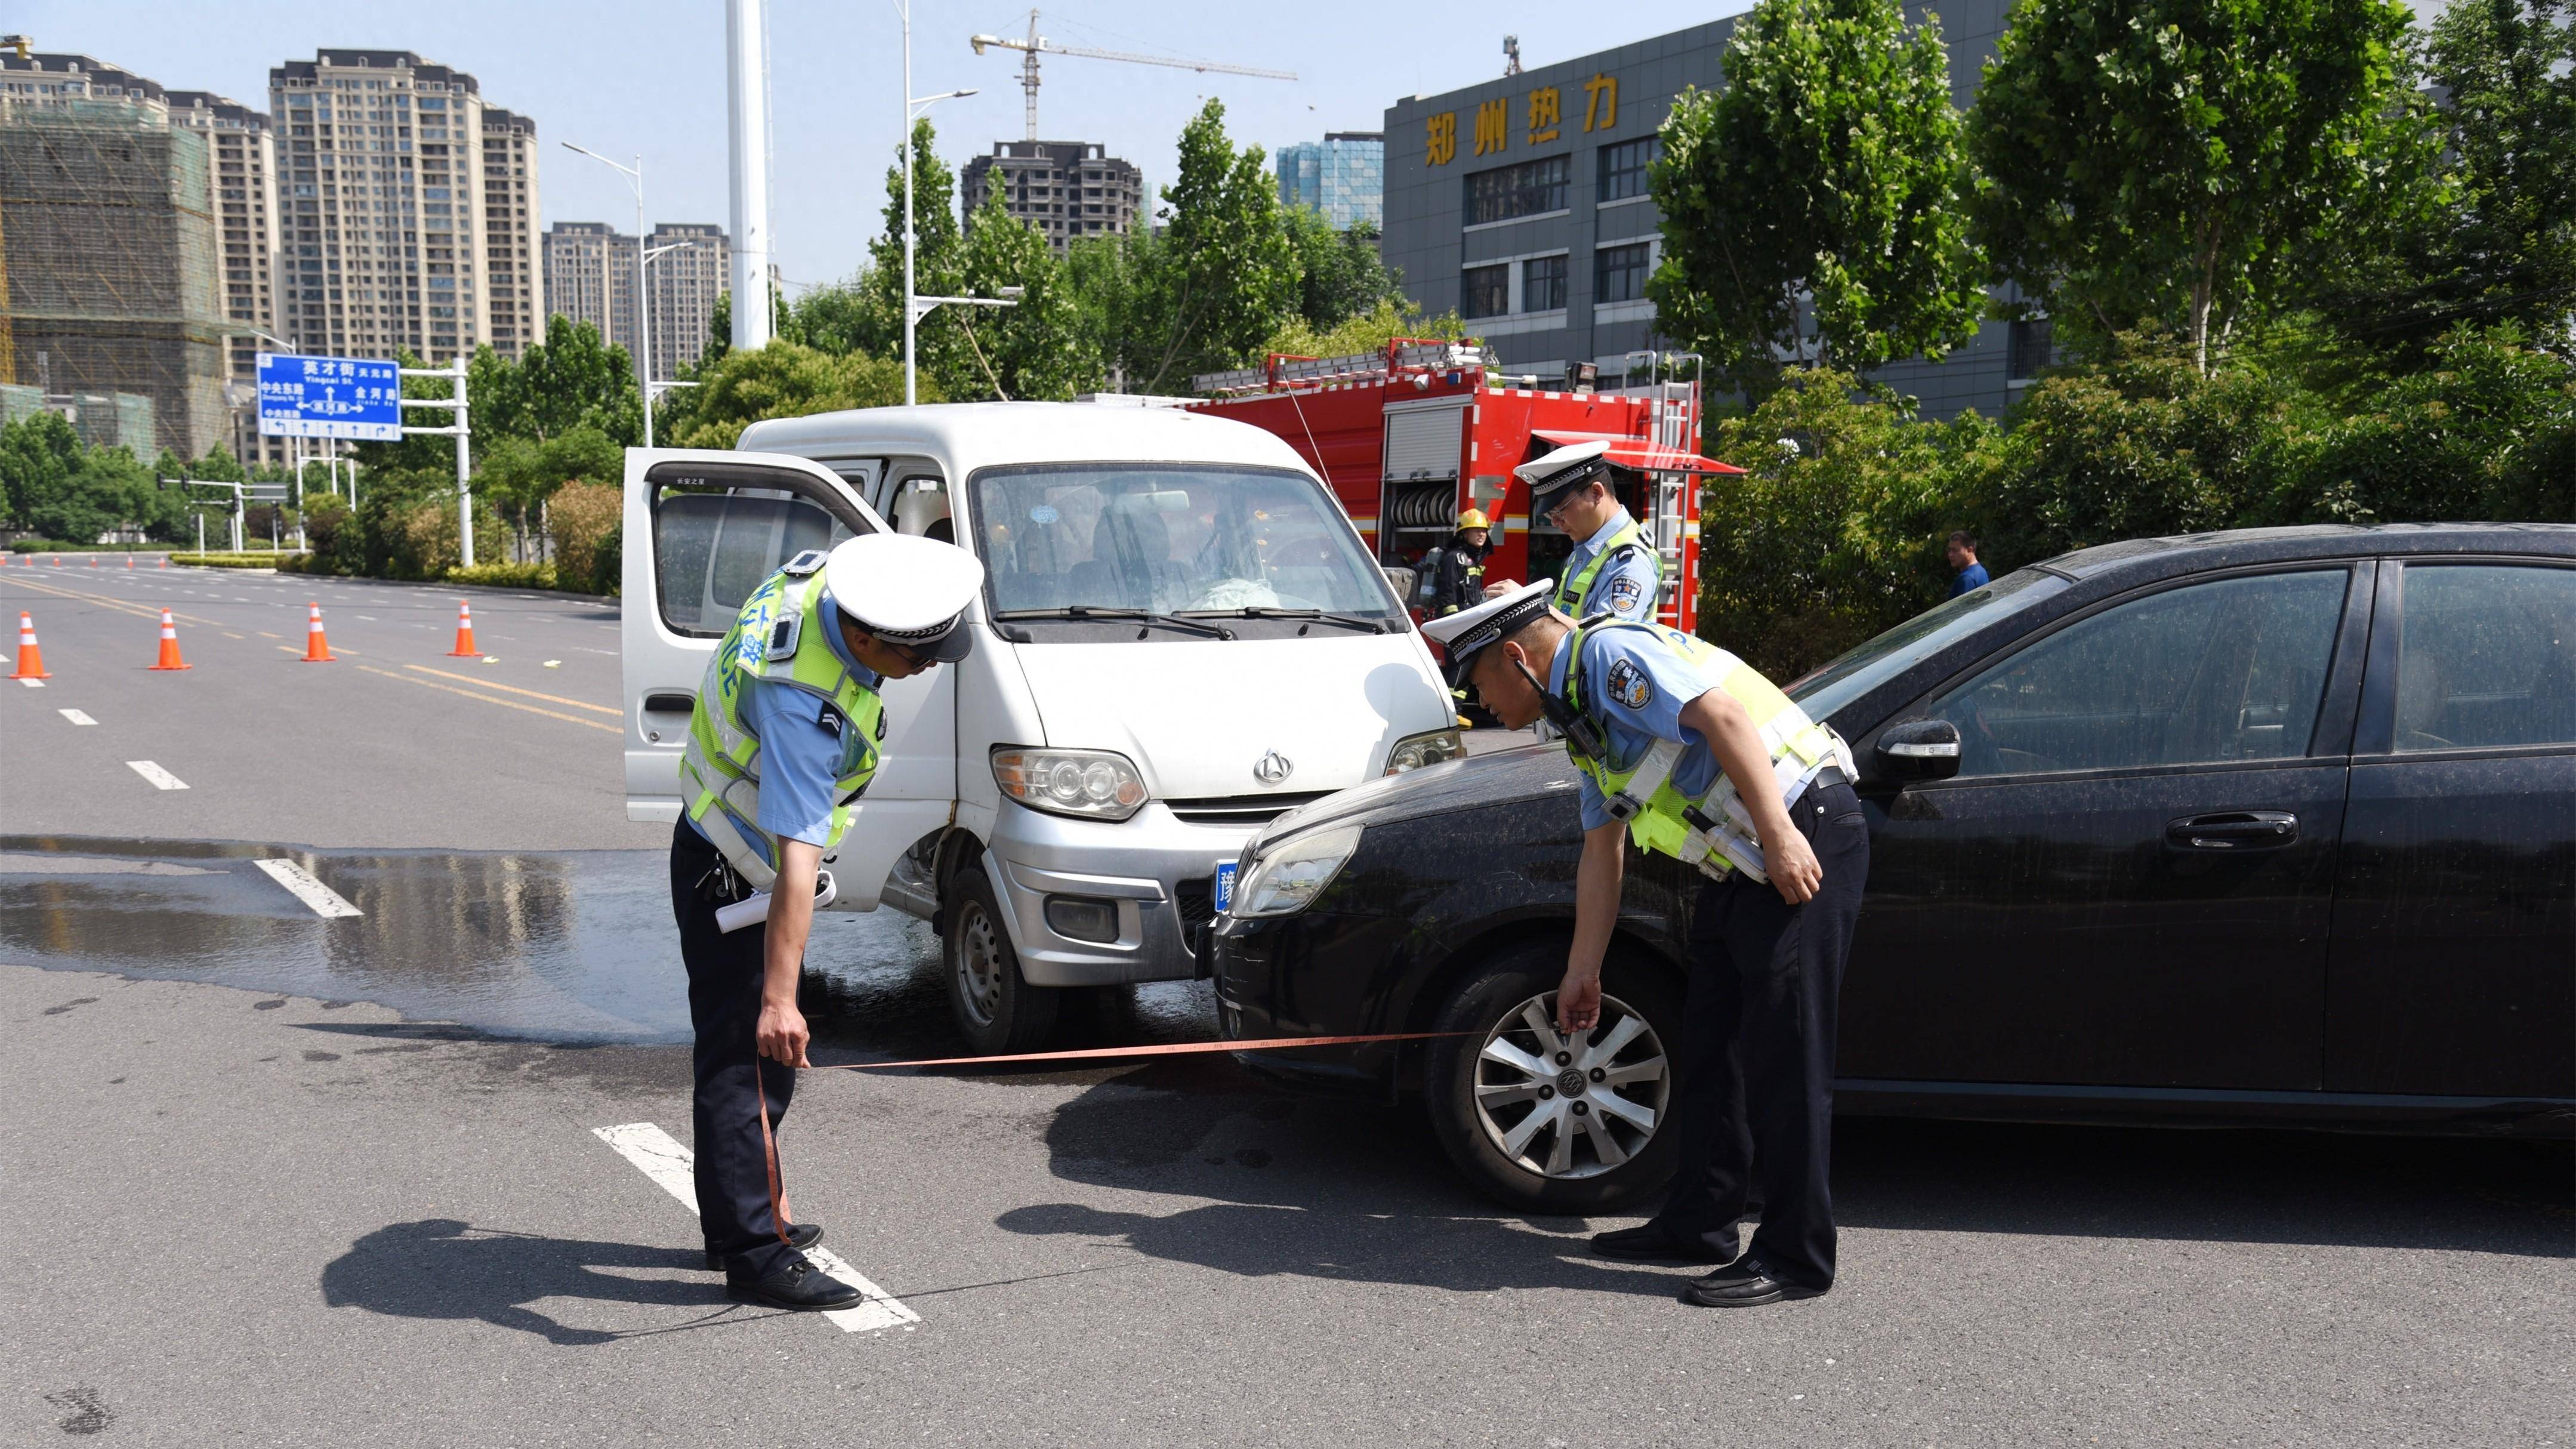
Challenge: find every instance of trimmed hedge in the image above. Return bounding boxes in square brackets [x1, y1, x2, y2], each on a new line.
[446, 562, 557, 588]
[170, 551, 308, 569]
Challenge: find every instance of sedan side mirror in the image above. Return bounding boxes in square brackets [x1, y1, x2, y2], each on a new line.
[1873, 718, 1963, 785]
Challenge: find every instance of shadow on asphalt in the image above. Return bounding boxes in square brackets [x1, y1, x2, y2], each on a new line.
[320, 1219, 751, 1346]
[1006, 1066, 2575, 1290]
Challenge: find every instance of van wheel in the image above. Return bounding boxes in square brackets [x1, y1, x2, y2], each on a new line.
[945, 867, 1058, 1054]
[1422, 941, 1683, 1213]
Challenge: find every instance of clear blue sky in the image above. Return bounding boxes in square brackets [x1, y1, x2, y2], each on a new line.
[23, 0, 1754, 289]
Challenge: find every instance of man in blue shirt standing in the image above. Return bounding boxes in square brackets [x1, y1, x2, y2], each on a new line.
[674, 532, 983, 1311]
[1519, 441, 1662, 624]
[1946, 530, 1989, 597]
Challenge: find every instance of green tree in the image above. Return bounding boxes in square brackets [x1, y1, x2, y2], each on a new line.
[952, 189, 1094, 400]
[1282, 211, 1405, 334]
[1261, 298, 1470, 363]
[2315, 1, 2576, 357]
[1969, 0, 2419, 374]
[1061, 230, 1156, 390]
[698, 283, 793, 370]
[1134, 100, 1299, 393]
[478, 425, 625, 561]
[863, 119, 968, 396]
[474, 316, 643, 449]
[667, 341, 923, 450]
[1650, 0, 1985, 398]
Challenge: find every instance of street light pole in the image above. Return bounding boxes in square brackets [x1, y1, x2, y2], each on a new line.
[891, 0, 976, 407]
[562, 143, 657, 446]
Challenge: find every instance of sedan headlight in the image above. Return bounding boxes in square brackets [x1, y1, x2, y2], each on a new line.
[1385, 726, 1466, 775]
[1229, 824, 1364, 918]
[992, 746, 1148, 822]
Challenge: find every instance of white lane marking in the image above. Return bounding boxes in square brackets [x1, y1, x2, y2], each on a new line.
[58, 708, 95, 725]
[251, 858, 363, 918]
[591, 1122, 921, 1335]
[126, 760, 187, 790]
[356, 614, 378, 621]
[17, 677, 43, 688]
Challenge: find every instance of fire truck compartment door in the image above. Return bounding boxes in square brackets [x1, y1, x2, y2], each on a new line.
[1383, 399, 1468, 482]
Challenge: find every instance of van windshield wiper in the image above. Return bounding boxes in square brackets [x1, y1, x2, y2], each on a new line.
[1187, 606, 1390, 634]
[994, 606, 1235, 639]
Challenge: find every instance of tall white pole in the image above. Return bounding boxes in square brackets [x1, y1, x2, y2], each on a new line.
[635, 159, 656, 448]
[726, 0, 773, 353]
[902, 0, 917, 405]
[454, 355, 474, 569]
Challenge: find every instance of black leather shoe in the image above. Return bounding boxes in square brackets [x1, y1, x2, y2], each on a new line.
[1680, 1259, 1825, 1308]
[726, 1253, 863, 1312]
[707, 1221, 823, 1272]
[1591, 1223, 1739, 1266]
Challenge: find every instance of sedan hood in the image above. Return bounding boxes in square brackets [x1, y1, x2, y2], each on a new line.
[1252, 738, 1577, 849]
[1014, 634, 1453, 800]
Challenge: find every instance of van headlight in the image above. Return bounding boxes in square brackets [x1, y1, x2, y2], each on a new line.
[1228, 824, 1364, 918]
[1385, 726, 1466, 775]
[992, 746, 1148, 822]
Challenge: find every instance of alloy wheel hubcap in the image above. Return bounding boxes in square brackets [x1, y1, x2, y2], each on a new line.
[955, 903, 1004, 1025]
[1471, 990, 1668, 1180]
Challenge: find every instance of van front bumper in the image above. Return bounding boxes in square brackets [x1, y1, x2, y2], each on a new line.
[985, 799, 1255, 988]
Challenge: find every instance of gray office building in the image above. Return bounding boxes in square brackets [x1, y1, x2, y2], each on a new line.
[1381, 1, 2041, 419]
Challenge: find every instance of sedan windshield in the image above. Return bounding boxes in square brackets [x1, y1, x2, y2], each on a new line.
[1790, 568, 2068, 722]
[970, 464, 1400, 619]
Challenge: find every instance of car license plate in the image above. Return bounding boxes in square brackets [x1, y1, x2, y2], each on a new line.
[1213, 861, 1238, 915]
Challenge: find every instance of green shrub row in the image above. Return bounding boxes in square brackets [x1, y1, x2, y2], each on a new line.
[169, 551, 308, 569]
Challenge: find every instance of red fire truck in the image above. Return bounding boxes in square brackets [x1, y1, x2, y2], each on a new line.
[1183, 340, 1741, 631]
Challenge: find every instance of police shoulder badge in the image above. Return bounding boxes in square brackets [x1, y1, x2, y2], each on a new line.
[1605, 656, 1654, 711]
[1606, 572, 1646, 615]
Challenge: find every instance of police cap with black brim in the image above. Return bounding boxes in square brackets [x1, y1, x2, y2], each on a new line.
[1516, 438, 1615, 513]
[1420, 579, 1556, 688]
[821, 532, 986, 663]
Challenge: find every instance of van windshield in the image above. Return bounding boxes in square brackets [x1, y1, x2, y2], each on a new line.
[970, 464, 1401, 619]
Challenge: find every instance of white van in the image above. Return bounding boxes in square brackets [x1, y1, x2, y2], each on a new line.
[621, 402, 1463, 1051]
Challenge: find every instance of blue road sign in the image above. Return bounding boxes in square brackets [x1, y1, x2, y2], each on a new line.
[257, 353, 403, 440]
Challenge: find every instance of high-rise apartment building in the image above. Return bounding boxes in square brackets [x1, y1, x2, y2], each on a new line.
[0, 51, 229, 457]
[543, 221, 732, 376]
[960, 140, 1143, 252]
[170, 89, 285, 466]
[266, 49, 542, 365]
[1276, 131, 1384, 230]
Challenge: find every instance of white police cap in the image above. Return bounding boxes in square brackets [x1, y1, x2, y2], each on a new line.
[1418, 579, 1557, 686]
[1514, 439, 1615, 506]
[822, 532, 986, 662]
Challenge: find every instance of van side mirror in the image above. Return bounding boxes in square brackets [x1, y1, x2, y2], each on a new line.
[1873, 718, 1963, 785]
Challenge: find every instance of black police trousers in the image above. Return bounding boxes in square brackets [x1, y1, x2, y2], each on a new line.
[669, 820, 801, 1278]
[1648, 778, 1869, 1291]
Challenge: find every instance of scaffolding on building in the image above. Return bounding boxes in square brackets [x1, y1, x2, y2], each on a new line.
[0, 96, 227, 458]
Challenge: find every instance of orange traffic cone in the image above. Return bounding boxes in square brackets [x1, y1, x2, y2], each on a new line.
[89, 554, 98, 568]
[125, 554, 134, 569]
[157, 555, 167, 569]
[10, 612, 48, 679]
[50, 554, 60, 567]
[149, 609, 192, 671]
[447, 600, 479, 657]
[301, 601, 335, 663]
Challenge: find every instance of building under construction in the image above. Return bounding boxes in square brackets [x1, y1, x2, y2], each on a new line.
[0, 53, 229, 459]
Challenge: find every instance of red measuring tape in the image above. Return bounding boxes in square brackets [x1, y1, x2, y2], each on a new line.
[801, 1030, 1466, 1073]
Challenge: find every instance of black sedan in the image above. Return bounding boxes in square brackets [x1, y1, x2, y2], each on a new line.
[1211, 523, 2576, 1211]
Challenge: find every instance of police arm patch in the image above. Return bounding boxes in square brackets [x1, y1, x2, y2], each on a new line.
[1606, 572, 1647, 615]
[1605, 657, 1654, 711]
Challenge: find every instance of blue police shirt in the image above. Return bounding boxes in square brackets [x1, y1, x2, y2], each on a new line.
[691, 593, 883, 849]
[1563, 507, 1659, 622]
[1948, 562, 1991, 598]
[1549, 622, 1738, 831]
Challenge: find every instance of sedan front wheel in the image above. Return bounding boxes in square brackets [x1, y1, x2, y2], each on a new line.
[1422, 942, 1683, 1213]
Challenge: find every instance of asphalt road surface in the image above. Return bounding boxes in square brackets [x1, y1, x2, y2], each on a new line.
[2, 564, 2569, 1447]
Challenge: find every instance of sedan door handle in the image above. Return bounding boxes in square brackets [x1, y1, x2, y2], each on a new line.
[2166, 810, 2299, 850]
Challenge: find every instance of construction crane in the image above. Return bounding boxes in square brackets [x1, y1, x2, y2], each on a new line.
[969, 10, 1295, 141]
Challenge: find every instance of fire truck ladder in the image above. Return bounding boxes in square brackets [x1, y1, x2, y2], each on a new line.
[1192, 339, 1497, 397]
[1639, 378, 1700, 616]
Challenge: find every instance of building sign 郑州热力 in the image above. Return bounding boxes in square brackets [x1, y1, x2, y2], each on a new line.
[1427, 75, 1618, 168]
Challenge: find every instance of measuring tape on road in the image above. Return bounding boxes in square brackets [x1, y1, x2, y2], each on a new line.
[800, 1031, 1467, 1074]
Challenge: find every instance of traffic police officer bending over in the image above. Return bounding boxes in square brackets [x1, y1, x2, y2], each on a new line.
[1424, 582, 1869, 1308]
[673, 532, 983, 1311]
[1523, 440, 1661, 624]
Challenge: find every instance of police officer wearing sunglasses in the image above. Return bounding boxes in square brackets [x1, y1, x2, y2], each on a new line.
[672, 532, 983, 1310]
[1422, 582, 1869, 1308]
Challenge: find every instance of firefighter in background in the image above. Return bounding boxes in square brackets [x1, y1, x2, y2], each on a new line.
[1516, 440, 1662, 624]
[1420, 508, 1497, 615]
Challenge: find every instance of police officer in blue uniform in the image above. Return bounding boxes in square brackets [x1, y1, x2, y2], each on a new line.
[672, 532, 983, 1311]
[1424, 581, 1869, 1308]
[1520, 440, 1661, 624]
